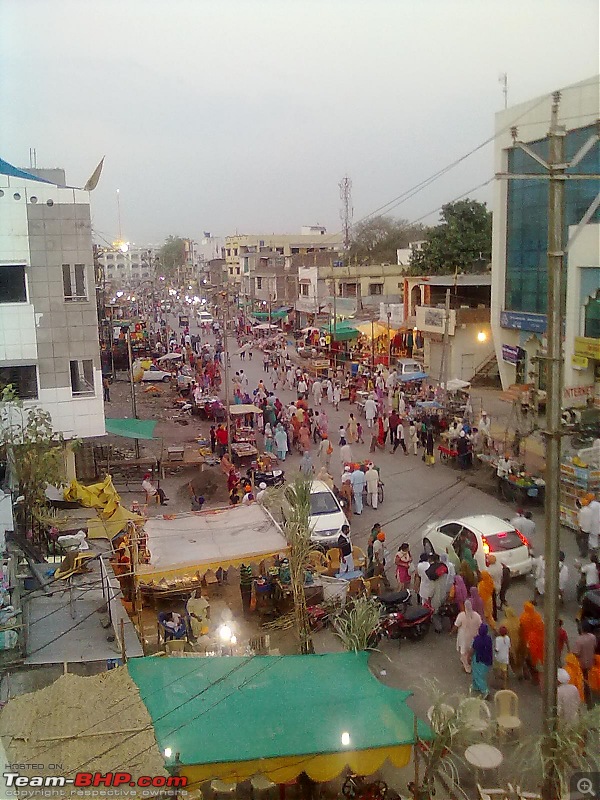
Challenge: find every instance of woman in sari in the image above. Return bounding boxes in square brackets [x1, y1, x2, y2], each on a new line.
[274, 424, 289, 461]
[499, 606, 526, 678]
[564, 653, 585, 701]
[469, 586, 485, 618]
[453, 574, 468, 612]
[520, 601, 544, 683]
[451, 599, 482, 673]
[478, 571, 497, 631]
[347, 414, 358, 444]
[470, 623, 494, 696]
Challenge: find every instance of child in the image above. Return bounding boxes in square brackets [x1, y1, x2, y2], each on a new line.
[494, 625, 511, 688]
[395, 543, 412, 590]
[356, 422, 365, 444]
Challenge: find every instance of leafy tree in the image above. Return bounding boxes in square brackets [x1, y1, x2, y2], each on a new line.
[0, 386, 65, 530]
[407, 199, 492, 275]
[158, 235, 187, 278]
[348, 216, 425, 265]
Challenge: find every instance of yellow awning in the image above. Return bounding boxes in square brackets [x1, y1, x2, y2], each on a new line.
[181, 745, 412, 785]
[354, 321, 391, 338]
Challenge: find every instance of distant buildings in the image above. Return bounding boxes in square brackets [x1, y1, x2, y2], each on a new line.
[491, 75, 600, 408]
[96, 243, 160, 289]
[0, 162, 105, 448]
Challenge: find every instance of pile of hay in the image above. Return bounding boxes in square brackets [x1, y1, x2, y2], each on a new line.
[0, 667, 168, 795]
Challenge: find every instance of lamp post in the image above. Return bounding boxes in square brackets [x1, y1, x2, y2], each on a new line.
[387, 311, 392, 367]
[124, 325, 140, 459]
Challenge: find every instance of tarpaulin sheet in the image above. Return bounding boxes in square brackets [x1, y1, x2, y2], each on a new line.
[128, 652, 430, 783]
[105, 418, 157, 440]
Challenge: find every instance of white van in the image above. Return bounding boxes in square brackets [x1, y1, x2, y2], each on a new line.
[396, 358, 424, 376]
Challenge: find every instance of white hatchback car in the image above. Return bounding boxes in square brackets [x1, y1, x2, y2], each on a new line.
[422, 514, 533, 577]
[142, 365, 172, 382]
[307, 480, 349, 549]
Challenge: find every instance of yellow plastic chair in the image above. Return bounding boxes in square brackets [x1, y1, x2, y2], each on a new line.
[493, 689, 522, 737]
[326, 548, 341, 574]
[352, 546, 366, 569]
[307, 550, 329, 574]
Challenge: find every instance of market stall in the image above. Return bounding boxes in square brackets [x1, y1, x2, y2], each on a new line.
[229, 404, 262, 464]
[128, 651, 431, 786]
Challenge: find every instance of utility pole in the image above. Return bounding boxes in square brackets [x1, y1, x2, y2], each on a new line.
[125, 326, 140, 459]
[339, 175, 353, 251]
[130, 522, 146, 655]
[438, 289, 451, 394]
[221, 291, 232, 460]
[387, 311, 392, 367]
[498, 72, 508, 110]
[497, 94, 600, 800]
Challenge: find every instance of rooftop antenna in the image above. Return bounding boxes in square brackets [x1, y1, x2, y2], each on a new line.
[498, 72, 508, 109]
[339, 175, 353, 252]
[116, 188, 123, 241]
[29, 148, 37, 168]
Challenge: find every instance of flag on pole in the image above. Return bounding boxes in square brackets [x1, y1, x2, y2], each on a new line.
[83, 156, 105, 191]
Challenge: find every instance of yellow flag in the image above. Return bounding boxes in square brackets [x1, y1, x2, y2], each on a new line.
[83, 156, 105, 191]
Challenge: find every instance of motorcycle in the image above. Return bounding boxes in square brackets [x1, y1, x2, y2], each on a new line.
[374, 589, 411, 614]
[246, 468, 285, 488]
[370, 601, 434, 645]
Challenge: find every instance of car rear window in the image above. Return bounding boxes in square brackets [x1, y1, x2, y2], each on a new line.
[486, 531, 524, 552]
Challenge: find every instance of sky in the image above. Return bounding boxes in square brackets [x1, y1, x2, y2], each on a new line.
[1, 0, 598, 246]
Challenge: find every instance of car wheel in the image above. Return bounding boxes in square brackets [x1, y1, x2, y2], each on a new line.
[162, 375, 171, 383]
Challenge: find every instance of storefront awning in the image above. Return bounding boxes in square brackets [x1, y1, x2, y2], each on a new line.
[128, 652, 430, 785]
[105, 418, 157, 440]
[251, 308, 289, 320]
[354, 321, 391, 338]
[321, 322, 359, 342]
[399, 372, 428, 382]
[229, 404, 262, 415]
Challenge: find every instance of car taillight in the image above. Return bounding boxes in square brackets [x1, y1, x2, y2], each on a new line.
[481, 535, 490, 555]
[514, 528, 530, 548]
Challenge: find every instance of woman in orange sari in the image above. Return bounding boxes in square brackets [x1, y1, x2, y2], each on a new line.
[477, 571, 497, 632]
[565, 653, 585, 701]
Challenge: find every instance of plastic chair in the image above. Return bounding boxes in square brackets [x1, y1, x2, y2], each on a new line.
[457, 697, 492, 735]
[157, 611, 189, 644]
[326, 549, 341, 574]
[307, 550, 329, 574]
[145, 491, 160, 505]
[426, 702, 456, 734]
[250, 774, 276, 797]
[352, 546, 366, 569]
[211, 780, 236, 800]
[493, 690, 522, 737]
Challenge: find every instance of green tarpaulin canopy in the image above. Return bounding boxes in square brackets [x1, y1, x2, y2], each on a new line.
[321, 321, 359, 342]
[251, 308, 289, 320]
[104, 418, 157, 440]
[128, 652, 429, 784]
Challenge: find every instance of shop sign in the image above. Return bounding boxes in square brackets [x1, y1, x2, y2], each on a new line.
[571, 354, 589, 369]
[563, 384, 594, 406]
[501, 344, 522, 365]
[574, 336, 600, 360]
[500, 311, 547, 333]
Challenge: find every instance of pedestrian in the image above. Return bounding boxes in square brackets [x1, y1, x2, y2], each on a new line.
[339, 437, 353, 465]
[557, 668, 581, 723]
[356, 421, 365, 444]
[318, 434, 333, 471]
[510, 509, 536, 539]
[364, 396, 377, 428]
[350, 466, 366, 515]
[340, 468, 353, 520]
[559, 550, 569, 604]
[470, 623, 494, 697]
[450, 599, 482, 673]
[485, 554, 503, 617]
[347, 413, 358, 443]
[215, 424, 228, 457]
[388, 410, 400, 449]
[239, 563, 253, 615]
[297, 377, 308, 400]
[210, 425, 216, 453]
[365, 462, 379, 509]
[416, 553, 434, 606]
[338, 423, 346, 444]
[409, 421, 419, 455]
[312, 378, 323, 406]
[102, 376, 110, 402]
[572, 621, 597, 708]
[256, 482, 268, 503]
[366, 523, 381, 577]
[424, 428, 435, 466]
[494, 625, 511, 688]
[372, 531, 390, 588]
[274, 424, 289, 461]
[532, 553, 545, 604]
[393, 421, 408, 454]
[338, 524, 354, 575]
[333, 383, 341, 410]
[142, 473, 169, 505]
[395, 543, 412, 590]
[589, 492, 600, 552]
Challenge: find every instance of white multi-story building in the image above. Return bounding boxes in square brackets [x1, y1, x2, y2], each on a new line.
[96, 243, 160, 289]
[491, 76, 600, 408]
[0, 160, 105, 444]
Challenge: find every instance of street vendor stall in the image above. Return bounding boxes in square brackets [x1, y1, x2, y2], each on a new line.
[229, 404, 262, 464]
[128, 651, 430, 787]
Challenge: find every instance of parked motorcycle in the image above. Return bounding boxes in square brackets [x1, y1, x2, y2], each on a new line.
[246, 468, 285, 488]
[374, 589, 411, 615]
[370, 603, 434, 645]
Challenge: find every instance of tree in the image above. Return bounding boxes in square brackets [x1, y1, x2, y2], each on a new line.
[407, 199, 492, 275]
[158, 235, 187, 278]
[0, 386, 65, 531]
[348, 216, 426, 265]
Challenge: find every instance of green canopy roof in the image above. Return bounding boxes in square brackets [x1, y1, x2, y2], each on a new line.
[128, 652, 428, 770]
[105, 418, 157, 440]
[251, 309, 289, 320]
[321, 321, 359, 342]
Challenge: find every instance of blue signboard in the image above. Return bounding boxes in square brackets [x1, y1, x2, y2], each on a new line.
[502, 344, 522, 365]
[500, 310, 547, 333]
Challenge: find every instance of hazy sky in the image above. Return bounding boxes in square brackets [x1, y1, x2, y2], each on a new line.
[1, 0, 598, 246]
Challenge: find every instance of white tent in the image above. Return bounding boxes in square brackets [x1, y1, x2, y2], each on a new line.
[137, 504, 288, 585]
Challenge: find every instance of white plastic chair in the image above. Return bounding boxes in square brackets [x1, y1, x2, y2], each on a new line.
[458, 696, 492, 735]
[494, 689, 522, 737]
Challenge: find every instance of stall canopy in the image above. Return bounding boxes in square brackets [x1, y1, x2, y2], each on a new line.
[105, 418, 157, 440]
[64, 476, 144, 539]
[446, 378, 471, 391]
[322, 321, 359, 342]
[229, 404, 262, 415]
[252, 308, 289, 320]
[128, 651, 430, 785]
[399, 372, 428, 383]
[137, 504, 289, 584]
[353, 321, 390, 338]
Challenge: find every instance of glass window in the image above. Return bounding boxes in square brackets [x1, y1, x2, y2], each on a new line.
[63, 264, 87, 300]
[256, 277, 262, 289]
[584, 291, 600, 339]
[70, 360, 95, 395]
[369, 283, 383, 295]
[0, 365, 38, 399]
[0, 265, 27, 303]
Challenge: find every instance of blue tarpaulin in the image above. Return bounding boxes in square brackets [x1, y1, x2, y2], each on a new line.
[399, 372, 428, 382]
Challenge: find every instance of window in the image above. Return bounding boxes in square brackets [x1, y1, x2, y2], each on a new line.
[106, 254, 114, 260]
[0, 265, 27, 303]
[226, 249, 231, 257]
[0, 365, 38, 399]
[584, 291, 600, 339]
[256, 277, 263, 289]
[236, 267, 240, 275]
[369, 283, 383, 295]
[300, 284, 310, 297]
[62, 264, 87, 301]
[70, 359, 95, 395]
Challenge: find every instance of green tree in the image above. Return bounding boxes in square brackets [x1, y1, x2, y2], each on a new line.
[348, 216, 425, 265]
[0, 386, 65, 530]
[407, 199, 492, 275]
[158, 235, 187, 278]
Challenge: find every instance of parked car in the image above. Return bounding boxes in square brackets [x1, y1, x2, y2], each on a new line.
[422, 514, 533, 577]
[142, 365, 172, 383]
[307, 480, 349, 549]
[198, 311, 214, 324]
